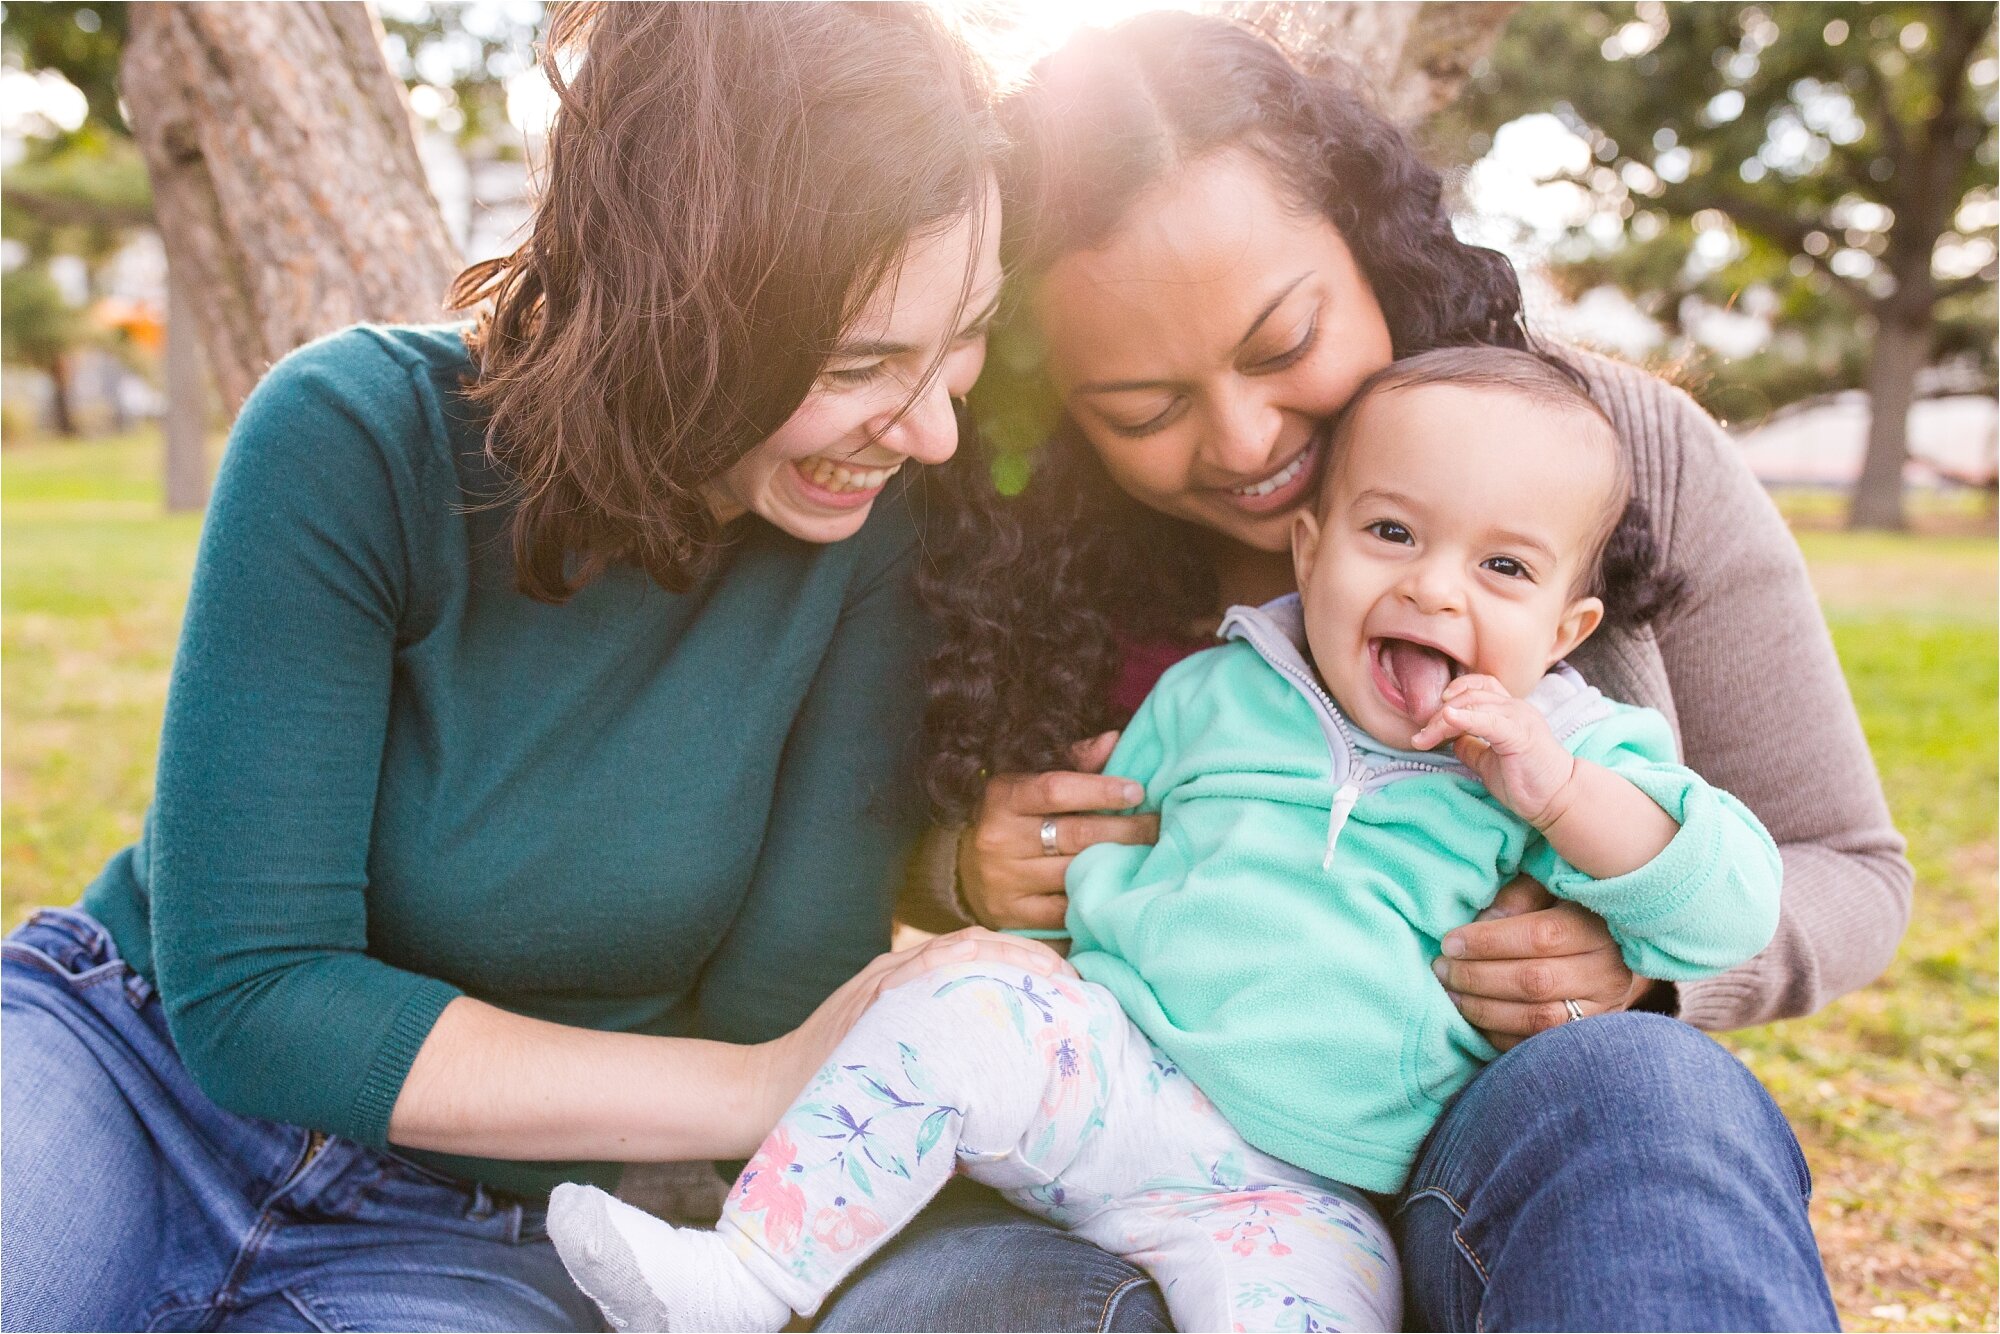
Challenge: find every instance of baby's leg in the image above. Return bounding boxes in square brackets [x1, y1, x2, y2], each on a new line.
[1042, 1040, 1400, 1332]
[1079, 1179, 1399, 1332]
[547, 963, 1116, 1331]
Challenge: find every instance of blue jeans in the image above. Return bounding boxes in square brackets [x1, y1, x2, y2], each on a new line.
[1, 909, 599, 1333]
[817, 1012, 1838, 1332]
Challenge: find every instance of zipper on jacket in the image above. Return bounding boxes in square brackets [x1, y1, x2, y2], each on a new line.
[1251, 641, 1458, 864]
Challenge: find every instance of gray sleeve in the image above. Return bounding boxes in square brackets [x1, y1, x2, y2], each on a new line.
[1583, 357, 1912, 1029]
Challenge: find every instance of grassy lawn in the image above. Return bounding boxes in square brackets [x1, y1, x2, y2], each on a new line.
[4, 434, 1995, 1328]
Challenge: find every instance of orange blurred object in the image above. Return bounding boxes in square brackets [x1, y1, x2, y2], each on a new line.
[90, 296, 165, 354]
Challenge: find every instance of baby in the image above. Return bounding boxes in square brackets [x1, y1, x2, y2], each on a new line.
[547, 346, 1782, 1332]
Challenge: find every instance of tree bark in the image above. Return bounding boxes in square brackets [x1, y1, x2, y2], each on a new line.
[1221, 1, 1520, 123]
[119, 1, 462, 414]
[1848, 310, 1928, 531]
[163, 261, 209, 513]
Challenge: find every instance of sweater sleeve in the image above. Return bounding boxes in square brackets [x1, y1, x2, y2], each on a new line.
[1578, 356, 1912, 1028]
[149, 333, 462, 1145]
[1522, 706, 1782, 981]
[693, 494, 935, 1045]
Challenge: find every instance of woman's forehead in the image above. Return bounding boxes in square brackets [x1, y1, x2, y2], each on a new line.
[1031, 154, 1357, 383]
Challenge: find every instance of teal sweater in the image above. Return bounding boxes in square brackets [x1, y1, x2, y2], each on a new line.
[80, 327, 933, 1200]
[1067, 596, 1781, 1193]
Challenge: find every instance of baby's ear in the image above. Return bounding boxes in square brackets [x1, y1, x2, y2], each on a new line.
[1291, 509, 1322, 595]
[1549, 595, 1604, 666]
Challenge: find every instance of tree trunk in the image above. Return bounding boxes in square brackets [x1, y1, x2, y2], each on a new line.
[1848, 309, 1929, 531]
[46, 353, 79, 437]
[119, 1, 462, 414]
[1220, 1, 1520, 123]
[163, 261, 209, 513]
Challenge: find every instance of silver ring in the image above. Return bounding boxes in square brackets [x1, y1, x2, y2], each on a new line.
[1039, 817, 1061, 857]
[1562, 998, 1585, 1023]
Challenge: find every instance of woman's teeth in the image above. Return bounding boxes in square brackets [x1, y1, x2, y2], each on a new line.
[798, 456, 900, 493]
[1231, 443, 1314, 498]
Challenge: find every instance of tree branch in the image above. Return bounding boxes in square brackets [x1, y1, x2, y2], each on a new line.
[0, 184, 154, 230]
[1935, 270, 1999, 303]
[1663, 184, 1875, 308]
[1854, 51, 1910, 182]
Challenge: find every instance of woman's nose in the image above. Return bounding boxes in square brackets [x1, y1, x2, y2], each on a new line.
[881, 371, 960, 467]
[1202, 385, 1285, 478]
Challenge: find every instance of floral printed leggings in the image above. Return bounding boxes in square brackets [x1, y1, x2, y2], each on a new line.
[720, 963, 1400, 1332]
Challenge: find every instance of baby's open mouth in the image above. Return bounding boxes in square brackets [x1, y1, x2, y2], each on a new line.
[1368, 637, 1465, 723]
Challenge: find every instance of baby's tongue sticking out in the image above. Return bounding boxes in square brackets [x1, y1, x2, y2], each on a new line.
[1381, 639, 1453, 721]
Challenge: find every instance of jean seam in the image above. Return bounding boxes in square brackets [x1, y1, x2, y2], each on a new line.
[1, 941, 125, 988]
[1096, 1274, 1153, 1332]
[28, 906, 111, 954]
[1404, 1185, 1491, 1330]
[280, 1287, 339, 1332]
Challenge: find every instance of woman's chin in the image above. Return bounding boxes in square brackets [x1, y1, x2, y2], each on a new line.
[1199, 500, 1303, 556]
[766, 504, 873, 545]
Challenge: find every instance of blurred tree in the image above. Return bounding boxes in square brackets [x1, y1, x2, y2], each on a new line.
[1, 263, 86, 435]
[0, 1, 129, 133]
[1, 2, 147, 440]
[1451, 2, 1998, 530]
[1212, 2, 1519, 124]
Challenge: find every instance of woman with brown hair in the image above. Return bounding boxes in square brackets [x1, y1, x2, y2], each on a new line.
[0, 5, 1060, 1330]
[823, 11, 1907, 1330]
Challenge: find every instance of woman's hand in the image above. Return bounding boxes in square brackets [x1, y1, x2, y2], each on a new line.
[1432, 878, 1655, 1051]
[749, 927, 1074, 1135]
[958, 731, 1160, 931]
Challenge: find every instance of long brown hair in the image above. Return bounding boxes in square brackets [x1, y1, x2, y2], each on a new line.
[452, 2, 998, 601]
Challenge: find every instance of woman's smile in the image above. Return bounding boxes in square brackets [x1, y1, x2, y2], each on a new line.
[789, 455, 904, 509]
[1219, 435, 1321, 514]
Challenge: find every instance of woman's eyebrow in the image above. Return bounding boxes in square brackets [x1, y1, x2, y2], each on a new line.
[832, 289, 1004, 360]
[1073, 271, 1315, 395]
[1231, 272, 1313, 354]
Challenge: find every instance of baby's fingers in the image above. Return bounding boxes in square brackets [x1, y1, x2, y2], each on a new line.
[1432, 704, 1532, 752]
[1442, 673, 1508, 703]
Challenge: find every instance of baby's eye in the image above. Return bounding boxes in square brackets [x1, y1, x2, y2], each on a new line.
[1482, 555, 1533, 580]
[1365, 520, 1414, 545]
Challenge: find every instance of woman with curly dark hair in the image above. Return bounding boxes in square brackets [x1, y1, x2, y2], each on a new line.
[815, 12, 1907, 1330]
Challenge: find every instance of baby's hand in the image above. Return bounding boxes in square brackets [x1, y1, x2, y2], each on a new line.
[1410, 675, 1578, 829]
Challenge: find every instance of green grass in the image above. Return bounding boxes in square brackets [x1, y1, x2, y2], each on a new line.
[3, 434, 1995, 1329]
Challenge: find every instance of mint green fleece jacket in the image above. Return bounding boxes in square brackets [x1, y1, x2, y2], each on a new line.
[1065, 595, 1782, 1194]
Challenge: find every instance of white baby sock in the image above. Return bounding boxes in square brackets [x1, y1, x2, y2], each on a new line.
[546, 1182, 792, 1333]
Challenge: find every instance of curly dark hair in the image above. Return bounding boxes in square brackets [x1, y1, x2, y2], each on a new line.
[919, 11, 1674, 819]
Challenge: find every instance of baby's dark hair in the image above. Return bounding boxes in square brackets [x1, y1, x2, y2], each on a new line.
[1319, 346, 1685, 631]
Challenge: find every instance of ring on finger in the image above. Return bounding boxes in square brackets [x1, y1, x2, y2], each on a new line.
[1562, 997, 1585, 1023]
[1039, 817, 1061, 857]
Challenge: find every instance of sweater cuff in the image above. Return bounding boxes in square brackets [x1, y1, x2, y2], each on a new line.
[347, 977, 462, 1146]
[1670, 969, 1766, 1032]
[895, 824, 977, 934]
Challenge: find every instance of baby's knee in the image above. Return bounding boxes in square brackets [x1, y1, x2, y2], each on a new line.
[876, 962, 1092, 1027]
[866, 965, 1099, 1085]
